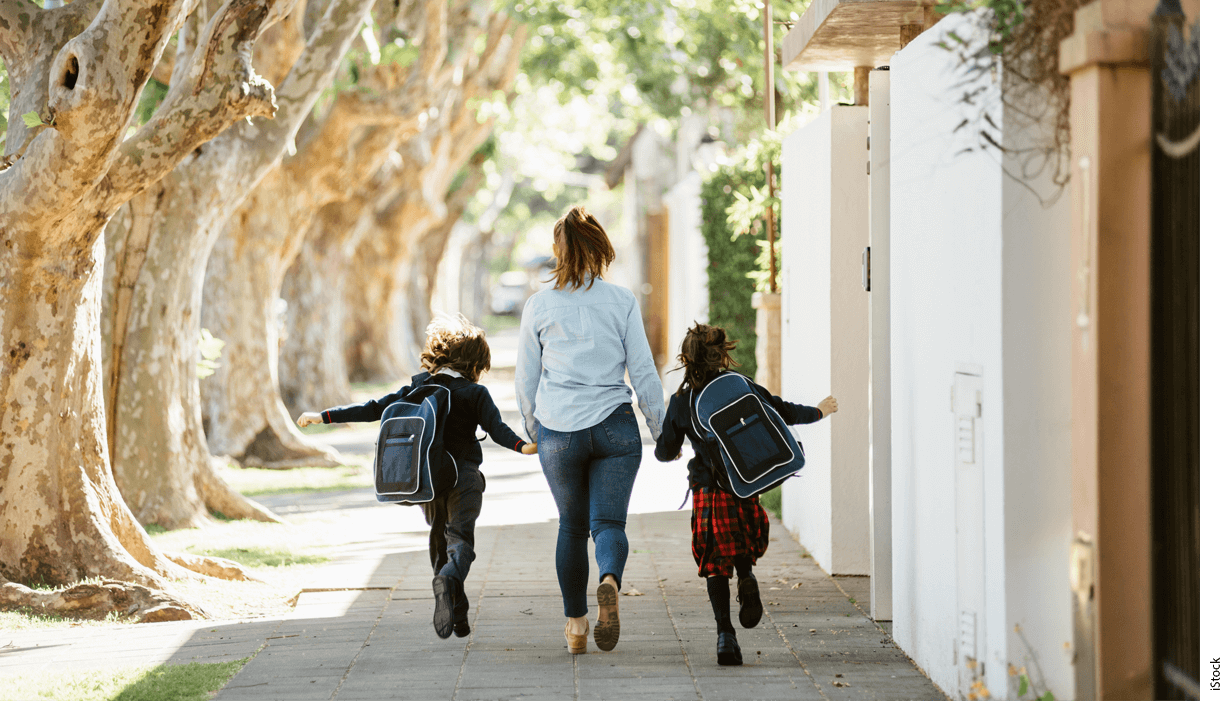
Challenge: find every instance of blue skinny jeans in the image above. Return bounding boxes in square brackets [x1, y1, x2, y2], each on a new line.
[538, 403, 641, 617]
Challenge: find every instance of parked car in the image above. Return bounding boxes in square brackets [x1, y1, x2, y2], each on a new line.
[489, 270, 531, 316]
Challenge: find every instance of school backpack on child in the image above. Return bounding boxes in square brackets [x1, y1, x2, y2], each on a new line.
[690, 372, 806, 499]
[373, 381, 457, 503]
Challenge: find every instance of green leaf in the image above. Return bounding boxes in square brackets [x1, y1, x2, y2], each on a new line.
[1017, 675, 1029, 697]
[199, 328, 226, 361]
[1040, 693, 1055, 701]
[21, 111, 42, 129]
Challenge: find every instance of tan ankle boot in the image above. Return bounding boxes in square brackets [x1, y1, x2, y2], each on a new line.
[565, 617, 589, 654]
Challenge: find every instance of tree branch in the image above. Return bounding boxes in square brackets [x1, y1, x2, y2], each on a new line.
[0, 0, 36, 61]
[0, 0, 188, 228]
[246, 0, 377, 156]
[101, 0, 279, 204]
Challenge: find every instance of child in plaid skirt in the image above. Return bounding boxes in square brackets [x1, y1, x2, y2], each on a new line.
[654, 323, 838, 666]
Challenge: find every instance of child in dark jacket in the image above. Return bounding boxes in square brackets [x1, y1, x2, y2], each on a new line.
[654, 323, 837, 666]
[297, 316, 536, 640]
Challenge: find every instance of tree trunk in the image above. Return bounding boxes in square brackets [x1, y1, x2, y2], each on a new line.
[1, 244, 197, 597]
[344, 184, 442, 383]
[280, 200, 364, 416]
[199, 176, 345, 468]
[102, 0, 378, 526]
[106, 177, 286, 527]
[0, 0, 277, 617]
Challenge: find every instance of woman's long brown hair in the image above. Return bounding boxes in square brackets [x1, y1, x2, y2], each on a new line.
[551, 205, 615, 290]
[674, 323, 740, 396]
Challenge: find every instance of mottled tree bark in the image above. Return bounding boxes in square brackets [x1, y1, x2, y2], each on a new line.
[342, 22, 525, 381]
[200, 0, 451, 463]
[103, 0, 378, 528]
[0, 0, 272, 617]
[280, 196, 368, 416]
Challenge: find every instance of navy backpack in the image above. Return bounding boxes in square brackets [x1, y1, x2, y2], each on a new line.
[691, 372, 806, 498]
[373, 382, 457, 503]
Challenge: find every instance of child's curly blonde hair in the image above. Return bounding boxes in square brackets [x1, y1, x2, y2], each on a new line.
[419, 315, 491, 383]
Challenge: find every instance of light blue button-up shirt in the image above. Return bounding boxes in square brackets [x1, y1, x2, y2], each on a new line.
[516, 278, 665, 442]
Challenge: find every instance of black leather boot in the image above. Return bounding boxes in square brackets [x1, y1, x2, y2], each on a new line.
[716, 628, 743, 666]
[736, 572, 763, 628]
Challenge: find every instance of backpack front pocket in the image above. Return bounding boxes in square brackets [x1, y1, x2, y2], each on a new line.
[710, 397, 793, 483]
[377, 421, 426, 493]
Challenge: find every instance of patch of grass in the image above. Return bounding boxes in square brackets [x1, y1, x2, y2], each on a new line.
[0, 608, 136, 631]
[760, 485, 782, 519]
[143, 523, 168, 535]
[2, 658, 248, 701]
[218, 462, 371, 497]
[185, 546, 328, 569]
[481, 314, 522, 333]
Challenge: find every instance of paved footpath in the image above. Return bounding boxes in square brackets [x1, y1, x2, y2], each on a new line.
[1, 508, 946, 701]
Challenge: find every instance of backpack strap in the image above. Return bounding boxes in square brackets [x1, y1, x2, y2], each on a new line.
[688, 383, 734, 493]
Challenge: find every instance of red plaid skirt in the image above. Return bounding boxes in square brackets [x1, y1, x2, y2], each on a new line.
[691, 487, 770, 578]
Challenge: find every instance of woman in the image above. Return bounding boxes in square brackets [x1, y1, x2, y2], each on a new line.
[516, 206, 665, 655]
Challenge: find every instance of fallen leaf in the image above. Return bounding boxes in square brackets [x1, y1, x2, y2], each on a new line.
[809, 629, 817, 633]
[791, 582, 802, 589]
[775, 578, 789, 584]
[833, 681, 851, 687]
[769, 587, 782, 590]
[623, 587, 644, 596]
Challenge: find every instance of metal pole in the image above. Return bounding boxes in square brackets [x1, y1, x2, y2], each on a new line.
[762, 0, 777, 293]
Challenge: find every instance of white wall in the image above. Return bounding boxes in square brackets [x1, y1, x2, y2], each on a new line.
[782, 114, 834, 570]
[1000, 82, 1074, 701]
[780, 107, 870, 576]
[890, 13, 1073, 701]
[663, 171, 708, 367]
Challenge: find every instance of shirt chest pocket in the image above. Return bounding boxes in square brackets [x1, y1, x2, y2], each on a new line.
[541, 308, 592, 341]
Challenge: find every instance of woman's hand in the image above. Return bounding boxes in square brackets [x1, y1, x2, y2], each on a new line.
[818, 396, 838, 418]
[297, 412, 323, 428]
[521, 442, 539, 455]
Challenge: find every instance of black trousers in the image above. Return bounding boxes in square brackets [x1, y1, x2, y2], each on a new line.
[421, 457, 484, 583]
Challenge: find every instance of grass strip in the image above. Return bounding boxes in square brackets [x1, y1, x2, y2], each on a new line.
[216, 463, 371, 497]
[0, 658, 249, 701]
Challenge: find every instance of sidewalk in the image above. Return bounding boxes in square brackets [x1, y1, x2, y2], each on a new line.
[0, 333, 947, 699]
[1, 505, 946, 700]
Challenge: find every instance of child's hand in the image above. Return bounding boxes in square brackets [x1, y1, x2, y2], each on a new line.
[818, 396, 838, 418]
[297, 412, 323, 428]
[521, 442, 538, 455]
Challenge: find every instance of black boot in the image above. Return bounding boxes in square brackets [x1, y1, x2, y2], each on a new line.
[716, 628, 743, 666]
[432, 575, 456, 639]
[736, 572, 763, 628]
[707, 576, 742, 666]
[452, 582, 470, 638]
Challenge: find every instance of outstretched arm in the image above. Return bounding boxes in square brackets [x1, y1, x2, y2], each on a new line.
[750, 382, 833, 425]
[653, 394, 688, 463]
[317, 385, 413, 425]
[515, 299, 543, 442]
[475, 387, 533, 454]
[622, 299, 666, 440]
